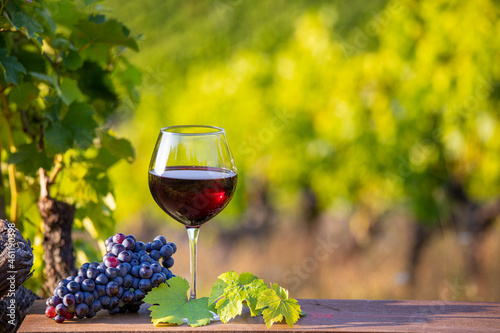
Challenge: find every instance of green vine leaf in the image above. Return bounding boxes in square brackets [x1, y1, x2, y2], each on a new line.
[143, 277, 213, 327]
[0, 49, 26, 85]
[256, 283, 302, 329]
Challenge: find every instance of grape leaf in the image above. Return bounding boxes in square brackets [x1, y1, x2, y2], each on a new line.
[0, 49, 26, 85]
[58, 77, 84, 105]
[143, 277, 213, 328]
[75, 18, 139, 51]
[63, 102, 98, 150]
[8, 142, 53, 175]
[256, 283, 302, 329]
[8, 10, 44, 43]
[209, 271, 268, 322]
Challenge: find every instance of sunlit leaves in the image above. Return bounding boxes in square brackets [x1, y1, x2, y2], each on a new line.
[75, 17, 139, 51]
[0, 49, 26, 85]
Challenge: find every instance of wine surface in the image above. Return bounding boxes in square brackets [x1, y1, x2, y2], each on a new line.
[149, 166, 237, 227]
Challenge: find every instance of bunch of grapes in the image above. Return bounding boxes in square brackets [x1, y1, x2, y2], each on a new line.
[44, 233, 177, 323]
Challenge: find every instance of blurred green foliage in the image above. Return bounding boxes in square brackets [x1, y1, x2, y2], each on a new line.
[0, 0, 138, 294]
[105, 0, 500, 230]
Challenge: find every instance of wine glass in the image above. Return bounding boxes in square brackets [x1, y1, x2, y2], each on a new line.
[148, 125, 237, 299]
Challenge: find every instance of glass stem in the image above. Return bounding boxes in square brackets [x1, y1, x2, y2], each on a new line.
[186, 227, 200, 299]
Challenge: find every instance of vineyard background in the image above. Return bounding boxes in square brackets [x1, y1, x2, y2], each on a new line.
[102, 0, 500, 301]
[1, 0, 499, 301]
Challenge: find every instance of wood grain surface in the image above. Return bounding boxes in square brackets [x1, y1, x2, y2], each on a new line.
[19, 298, 500, 332]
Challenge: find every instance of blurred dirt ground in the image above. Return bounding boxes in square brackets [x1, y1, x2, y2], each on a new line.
[125, 213, 500, 302]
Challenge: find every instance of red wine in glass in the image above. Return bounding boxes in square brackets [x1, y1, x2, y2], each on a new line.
[148, 125, 237, 299]
[149, 166, 237, 227]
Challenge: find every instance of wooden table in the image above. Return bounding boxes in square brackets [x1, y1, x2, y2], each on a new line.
[19, 299, 500, 332]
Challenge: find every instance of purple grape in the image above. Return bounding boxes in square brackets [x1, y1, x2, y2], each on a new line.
[159, 245, 173, 258]
[151, 239, 163, 251]
[112, 243, 126, 256]
[122, 238, 135, 251]
[113, 233, 126, 244]
[154, 235, 167, 246]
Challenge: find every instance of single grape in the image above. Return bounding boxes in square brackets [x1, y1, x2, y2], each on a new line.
[95, 284, 106, 297]
[46, 296, 61, 307]
[105, 267, 117, 279]
[56, 286, 68, 298]
[151, 262, 161, 273]
[113, 233, 126, 244]
[163, 257, 174, 268]
[131, 277, 140, 289]
[122, 238, 135, 251]
[159, 244, 173, 258]
[151, 239, 163, 251]
[90, 300, 102, 313]
[67, 281, 80, 293]
[92, 289, 99, 302]
[75, 303, 89, 318]
[81, 263, 90, 270]
[125, 234, 136, 242]
[109, 296, 119, 309]
[45, 306, 56, 319]
[131, 265, 140, 278]
[81, 279, 95, 292]
[95, 273, 108, 285]
[97, 263, 106, 272]
[115, 263, 128, 277]
[160, 267, 170, 276]
[139, 265, 153, 279]
[140, 254, 151, 263]
[74, 275, 85, 284]
[154, 235, 167, 246]
[55, 303, 68, 316]
[122, 274, 133, 288]
[112, 276, 123, 286]
[66, 276, 76, 282]
[134, 289, 145, 301]
[99, 295, 111, 308]
[117, 250, 132, 263]
[90, 262, 100, 268]
[121, 262, 132, 273]
[112, 243, 126, 256]
[86, 267, 99, 280]
[74, 291, 84, 304]
[63, 294, 75, 307]
[133, 241, 146, 252]
[122, 290, 134, 303]
[151, 272, 164, 286]
[149, 249, 161, 261]
[54, 314, 65, 323]
[58, 279, 69, 287]
[145, 242, 152, 252]
[139, 278, 152, 292]
[130, 259, 140, 267]
[105, 256, 118, 268]
[106, 281, 119, 297]
[167, 242, 177, 254]
[83, 291, 94, 305]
